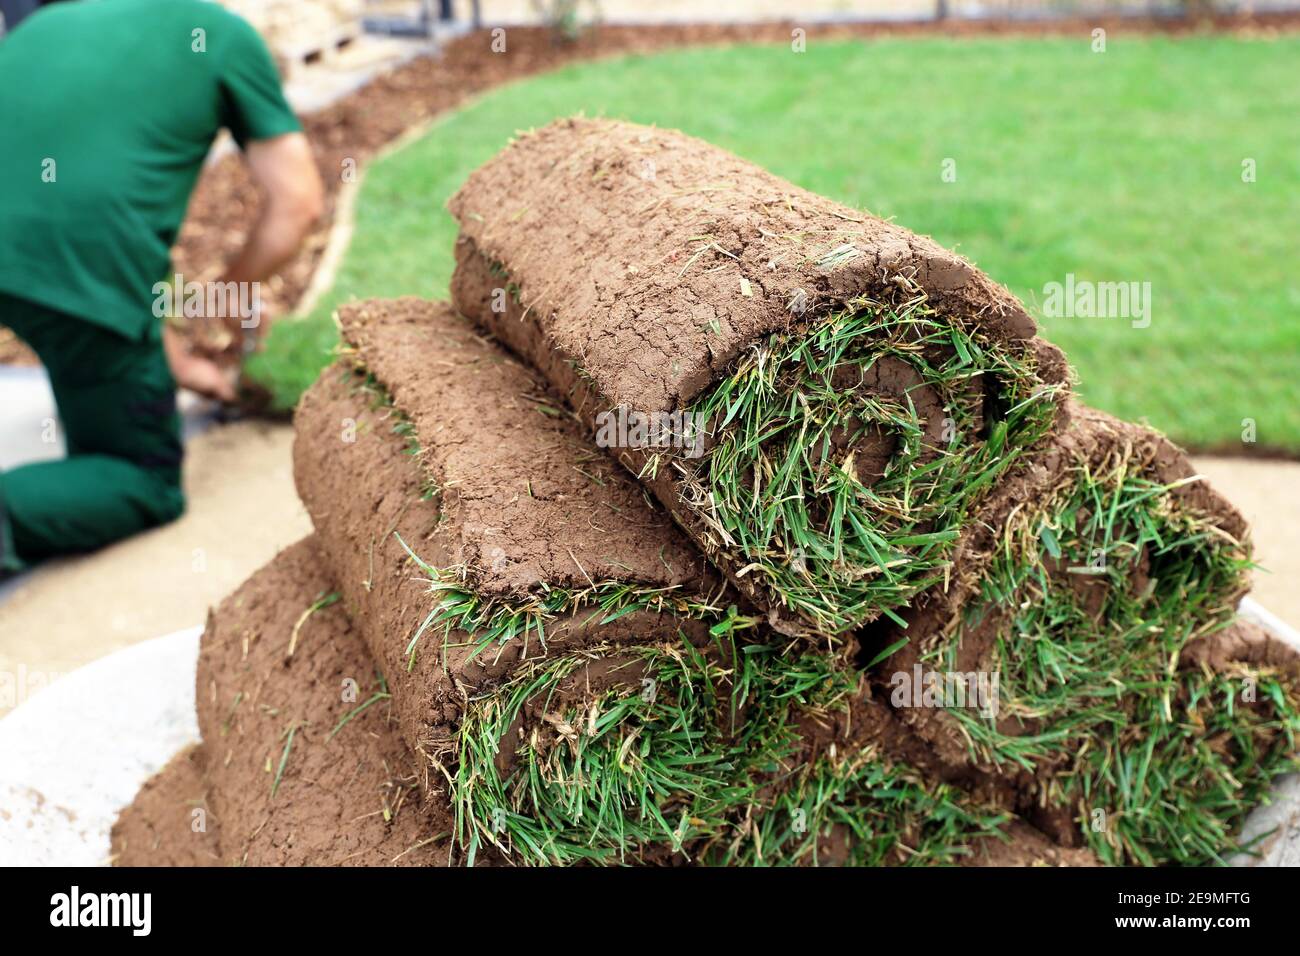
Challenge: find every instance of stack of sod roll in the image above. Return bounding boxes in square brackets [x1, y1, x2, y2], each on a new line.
[113, 119, 1299, 868]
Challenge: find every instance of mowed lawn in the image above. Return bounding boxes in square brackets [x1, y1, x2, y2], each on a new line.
[248, 34, 1300, 451]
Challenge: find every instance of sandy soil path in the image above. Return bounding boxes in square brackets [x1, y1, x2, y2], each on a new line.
[0, 422, 310, 718]
[1193, 456, 1300, 630]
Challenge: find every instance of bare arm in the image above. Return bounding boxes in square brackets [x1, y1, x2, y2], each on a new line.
[166, 132, 322, 402]
[222, 132, 324, 285]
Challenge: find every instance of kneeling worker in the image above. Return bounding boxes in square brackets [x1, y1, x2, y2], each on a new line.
[0, 0, 323, 574]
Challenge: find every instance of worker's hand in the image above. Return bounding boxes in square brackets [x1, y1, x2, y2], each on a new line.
[222, 132, 325, 288]
[164, 323, 239, 403]
[163, 133, 322, 401]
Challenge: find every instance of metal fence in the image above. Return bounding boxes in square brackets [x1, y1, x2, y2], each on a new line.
[458, 0, 1298, 25]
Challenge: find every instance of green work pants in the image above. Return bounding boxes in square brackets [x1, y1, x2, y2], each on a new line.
[0, 293, 185, 572]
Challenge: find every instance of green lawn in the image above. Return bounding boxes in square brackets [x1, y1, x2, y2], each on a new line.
[248, 34, 1300, 451]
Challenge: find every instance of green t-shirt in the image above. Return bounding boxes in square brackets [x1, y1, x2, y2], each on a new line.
[0, 0, 301, 339]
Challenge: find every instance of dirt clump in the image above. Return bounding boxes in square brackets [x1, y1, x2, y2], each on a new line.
[111, 745, 221, 867]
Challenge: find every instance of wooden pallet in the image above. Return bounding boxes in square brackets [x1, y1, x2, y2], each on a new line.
[218, 0, 365, 75]
[277, 24, 363, 75]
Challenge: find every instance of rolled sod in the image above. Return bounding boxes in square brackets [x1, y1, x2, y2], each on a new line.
[449, 118, 1071, 638]
[293, 299, 895, 864]
[445, 117, 1299, 862]
[191, 537, 454, 867]
[452, 622, 1094, 866]
[293, 299, 735, 767]
[454, 635, 765, 865]
[292, 298, 1080, 866]
[877, 406, 1300, 865]
[696, 671, 1100, 867]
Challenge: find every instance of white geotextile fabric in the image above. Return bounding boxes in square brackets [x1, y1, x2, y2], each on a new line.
[0, 627, 200, 867]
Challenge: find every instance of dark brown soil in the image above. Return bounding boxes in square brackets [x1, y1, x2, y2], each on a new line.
[110, 745, 222, 867]
[964, 819, 1100, 867]
[292, 298, 726, 769]
[191, 536, 456, 866]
